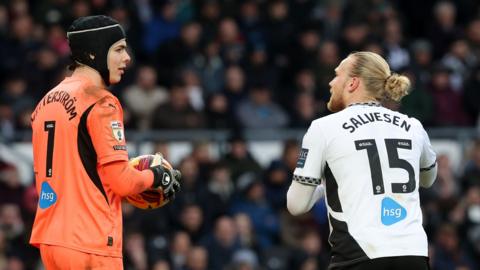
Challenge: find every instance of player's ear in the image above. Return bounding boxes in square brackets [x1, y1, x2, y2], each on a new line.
[348, 76, 360, 92]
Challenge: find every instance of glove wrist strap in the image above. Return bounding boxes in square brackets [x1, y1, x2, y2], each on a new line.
[149, 166, 165, 188]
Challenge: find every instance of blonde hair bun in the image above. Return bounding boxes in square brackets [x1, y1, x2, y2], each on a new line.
[384, 73, 411, 102]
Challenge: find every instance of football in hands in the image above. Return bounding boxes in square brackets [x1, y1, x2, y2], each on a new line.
[125, 154, 174, 210]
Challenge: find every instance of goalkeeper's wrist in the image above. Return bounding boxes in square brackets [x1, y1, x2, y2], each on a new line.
[149, 165, 166, 189]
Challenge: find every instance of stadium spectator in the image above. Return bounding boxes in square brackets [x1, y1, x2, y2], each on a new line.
[430, 154, 461, 217]
[289, 92, 322, 128]
[441, 38, 478, 90]
[427, 1, 461, 60]
[231, 174, 280, 249]
[237, 0, 264, 50]
[0, 163, 24, 206]
[181, 68, 205, 112]
[183, 245, 208, 270]
[431, 223, 477, 270]
[263, 160, 290, 211]
[244, 44, 278, 91]
[169, 231, 191, 270]
[236, 83, 289, 129]
[28, 45, 64, 99]
[410, 39, 434, 88]
[197, 0, 221, 43]
[463, 65, 480, 122]
[384, 18, 410, 71]
[234, 213, 259, 252]
[152, 81, 206, 129]
[177, 203, 206, 244]
[142, 0, 181, 54]
[155, 21, 203, 86]
[398, 68, 434, 125]
[124, 232, 148, 270]
[123, 65, 169, 130]
[200, 162, 234, 227]
[264, 0, 293, 68]
[200, 216, 240, 270]
[466, 18, 480, 60]
[222, 65, 247, 112]
[228, 248, 260, 270]
[461, 138, 480, 190]
[290, 229, 329, 270]
[169, 156, 203, 218]
[220, 134, 262, 183]
[315, 41, 340, 102]
[217, 17, 245, 65]
[205, 92, 238, 129]
[190, 40, 225, 94]
[428, 63, 471, 126]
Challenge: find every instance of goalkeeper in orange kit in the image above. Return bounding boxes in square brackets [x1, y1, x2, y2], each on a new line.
[29, 15, 181, 269]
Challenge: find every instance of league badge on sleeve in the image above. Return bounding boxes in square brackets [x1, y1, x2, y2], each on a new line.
[296, 148, 309, 168]
[110, 121, 124, 142]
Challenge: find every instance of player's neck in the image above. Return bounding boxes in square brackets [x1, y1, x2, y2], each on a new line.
[72, 66, 106, 88]
[345, 88, 378, 107]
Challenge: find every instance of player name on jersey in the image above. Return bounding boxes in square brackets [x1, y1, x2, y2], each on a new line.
[31, 90, 79, 122]
[342, 112, 411, 133]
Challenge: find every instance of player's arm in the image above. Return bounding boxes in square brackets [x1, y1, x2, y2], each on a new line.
[418, 120, 437, 188]
[99, 160, 154, 196]
[420, 161, 437, 188]
[286, 120, 326, 216]
[99, 157, 181, 197]
[287, 180, 324, 216]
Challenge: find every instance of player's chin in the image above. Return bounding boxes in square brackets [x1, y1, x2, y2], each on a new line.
[109, 75, 122, 85]
[327, 100, 342, 113]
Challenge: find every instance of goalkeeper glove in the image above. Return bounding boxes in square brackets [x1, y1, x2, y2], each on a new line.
[149, 163, 181, 201]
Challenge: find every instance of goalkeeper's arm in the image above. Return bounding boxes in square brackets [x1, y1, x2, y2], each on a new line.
[99, 159, 180, 198]
[287, 179, 324, 216]
[99, 160, 154, 197]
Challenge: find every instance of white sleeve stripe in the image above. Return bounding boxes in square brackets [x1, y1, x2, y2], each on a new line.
[67, 24, 121, 36]
[293, 174, 321, 186]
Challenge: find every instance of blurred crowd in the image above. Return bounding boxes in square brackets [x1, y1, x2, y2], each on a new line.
[1, 0, 480, 269]
[1, 0, 480, 140]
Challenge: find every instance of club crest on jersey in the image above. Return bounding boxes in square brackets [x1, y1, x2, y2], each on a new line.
[296, 148, 309, 168]
[110, 121, 124, 142]
[39, 181, 57, 209]
[381, 197, 407, 225]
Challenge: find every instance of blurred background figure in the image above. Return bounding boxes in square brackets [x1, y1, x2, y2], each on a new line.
[431, 223, 477, 270]
[200, 216, 240, 270]
[236, 83, 289, 129]
[123, 65, 169, 130]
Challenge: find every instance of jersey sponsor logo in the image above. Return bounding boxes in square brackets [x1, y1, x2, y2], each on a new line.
[296, 148, 309, 168]
[110, 121, 124, 142]
[381, 197, 406, 225]
[39, 181, 57, 209]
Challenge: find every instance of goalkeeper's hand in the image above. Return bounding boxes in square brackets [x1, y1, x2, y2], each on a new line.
[148, 154, 181, 201]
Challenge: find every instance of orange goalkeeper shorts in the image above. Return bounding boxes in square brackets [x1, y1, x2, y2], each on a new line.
[40, 244, 123, 270]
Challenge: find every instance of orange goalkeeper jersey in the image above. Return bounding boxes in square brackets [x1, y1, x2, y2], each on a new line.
[30, 74, 135, 257]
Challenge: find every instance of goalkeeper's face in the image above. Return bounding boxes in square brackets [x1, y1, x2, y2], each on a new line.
[327, 57, 352, 112]
[107, 39, 130, 85]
